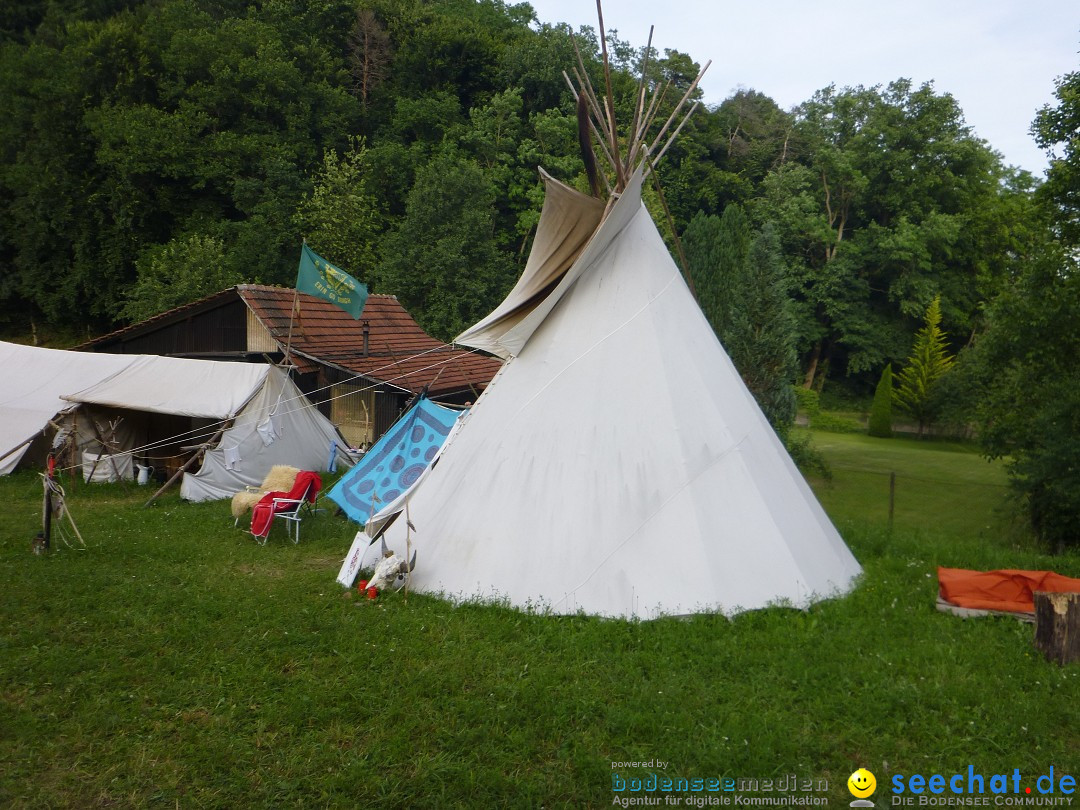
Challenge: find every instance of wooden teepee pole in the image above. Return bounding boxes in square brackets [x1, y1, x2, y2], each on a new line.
[626, 26, 654, 172]
[563, 71, 618, 187]
[647, 60, 712, 156]
[630, 80, 668, 170]
[594, 0, 625, 189]
[639, 81, 670, 143]
[569, 36, 612, 148]
[646, 152, 698, 303]
[649, 101, 702, 170]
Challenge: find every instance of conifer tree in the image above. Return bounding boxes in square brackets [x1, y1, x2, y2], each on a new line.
[683, 205, 751, 348]
[895, 296, 954, 437]
[867, 364, 894, 438]
[725, 223, 799, 433]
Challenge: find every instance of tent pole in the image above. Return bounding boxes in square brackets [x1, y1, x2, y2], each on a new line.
[404, 501, 412, 603]
[646, 156, 698, 303]
[625, 26, 654, 171]
[42, 472, 52, 547]
[89, 417, 124, 483]
[0, 435, 36, 467]
[594, 0, 625, 189]
[142, 422, 230, 508]
[68, 410, 79, 480]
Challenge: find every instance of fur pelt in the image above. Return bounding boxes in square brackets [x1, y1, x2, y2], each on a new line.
[230, 465, 301, 519]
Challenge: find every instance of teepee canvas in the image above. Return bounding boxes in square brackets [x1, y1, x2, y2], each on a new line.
[372, 168, 860, 618]
[370, 34, 861, 618]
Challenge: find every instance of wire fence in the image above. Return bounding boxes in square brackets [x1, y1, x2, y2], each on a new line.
[829, 464, 1011, 490]
[821, 463, 1016, 534]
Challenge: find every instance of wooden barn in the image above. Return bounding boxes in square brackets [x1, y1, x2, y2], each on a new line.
[80, 285, 502, 448]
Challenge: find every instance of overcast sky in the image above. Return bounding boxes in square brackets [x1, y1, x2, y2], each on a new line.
[524, 0, 1078, 175]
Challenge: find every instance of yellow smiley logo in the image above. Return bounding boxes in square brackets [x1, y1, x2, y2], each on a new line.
[848, 768, 877, 798]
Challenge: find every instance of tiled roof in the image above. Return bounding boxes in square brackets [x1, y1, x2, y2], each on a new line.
[238, 285, 501, 396]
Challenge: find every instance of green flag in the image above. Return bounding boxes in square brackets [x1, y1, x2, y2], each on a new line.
[296, 244, 368, 319]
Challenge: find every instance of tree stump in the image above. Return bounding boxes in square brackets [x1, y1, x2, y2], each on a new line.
[1033, 591, 1080, 665]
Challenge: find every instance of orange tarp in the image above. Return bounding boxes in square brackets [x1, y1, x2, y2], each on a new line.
[938, 567, 1080, 614]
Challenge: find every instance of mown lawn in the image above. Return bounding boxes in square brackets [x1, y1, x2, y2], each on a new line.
[801, 429, 1023, 543]
[1, 436, 1077, 808]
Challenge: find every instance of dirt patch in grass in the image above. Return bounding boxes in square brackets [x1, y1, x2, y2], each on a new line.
[300, 554, 342, 570]
[234, 561, 286, 578]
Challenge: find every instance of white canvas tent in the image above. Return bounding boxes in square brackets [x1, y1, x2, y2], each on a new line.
[0, 341, 140, 475]
[61, 355, 352, 501]
[372, 166, 862, 618]
[179, 363, 355, 502]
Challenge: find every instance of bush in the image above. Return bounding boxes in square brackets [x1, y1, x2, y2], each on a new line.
[122, 234, 241, 322]
[784, 431, 832, 481]
[932, 348, 981, 439]
[792, 386, 821, 418]
[809, 411, 864, 434]
[867, 364, 894, 438]
[976, 245, 1080, 550]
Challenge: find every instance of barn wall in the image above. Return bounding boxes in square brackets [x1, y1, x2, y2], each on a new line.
[94, 300, 248, 356]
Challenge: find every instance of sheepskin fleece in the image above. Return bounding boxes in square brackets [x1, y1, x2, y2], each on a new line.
[230, 465, 300, 518]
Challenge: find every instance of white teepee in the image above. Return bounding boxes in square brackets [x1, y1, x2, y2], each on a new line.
[373, 167, 861, 618]
[370, 28, 861, 617]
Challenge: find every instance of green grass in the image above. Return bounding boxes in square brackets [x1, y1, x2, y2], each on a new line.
[801, 429, 1023, 543]
[1, 443, 1078, 808]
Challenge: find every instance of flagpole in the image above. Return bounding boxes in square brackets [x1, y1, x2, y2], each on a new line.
[282, 241, 304, 370]
[282, 287, 300, 369]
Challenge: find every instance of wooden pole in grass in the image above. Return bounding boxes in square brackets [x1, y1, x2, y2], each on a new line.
[0, 435, 35, 468]
[1034, 591, 1080, 665]
[88, 418, 125, 483]
[888, 472, 896, 528]
[42, 474, 52, 547]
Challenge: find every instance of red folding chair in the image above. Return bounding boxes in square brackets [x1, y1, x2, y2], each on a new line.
[250, 471, 322, 544]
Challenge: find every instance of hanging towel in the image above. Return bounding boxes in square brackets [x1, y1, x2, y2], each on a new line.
[223, 445, 242, 470]
[256, 414, 279, 446]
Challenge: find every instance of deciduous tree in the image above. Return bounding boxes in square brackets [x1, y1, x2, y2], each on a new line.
[377, 150, 515, 340]
[122, 233, 239, 321]
[975, 67, 1080, 549]
[294, 138, 382, 282]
